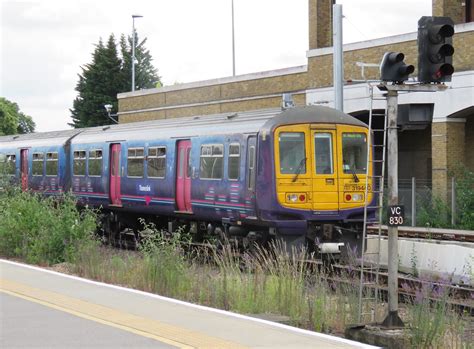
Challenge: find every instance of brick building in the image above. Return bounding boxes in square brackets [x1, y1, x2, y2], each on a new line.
[117, 0, 474, 201]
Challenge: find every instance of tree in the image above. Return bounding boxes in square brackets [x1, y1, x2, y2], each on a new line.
[120, 32, 161, 91]
[70, 35, 123, 128]
[70, 32, 161, 128]
[0, 97, 35, 135]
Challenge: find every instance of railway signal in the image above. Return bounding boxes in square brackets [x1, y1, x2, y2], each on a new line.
[417, 16, 455, 83]
[380, 52, 414, 83]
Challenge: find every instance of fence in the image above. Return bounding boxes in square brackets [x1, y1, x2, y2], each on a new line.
[384, 177, 461, 228]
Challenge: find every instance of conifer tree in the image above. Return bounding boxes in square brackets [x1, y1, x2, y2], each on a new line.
[70, 35, 123, 128]
[70, 32, 160, 128]
[120, 32, 161, 91]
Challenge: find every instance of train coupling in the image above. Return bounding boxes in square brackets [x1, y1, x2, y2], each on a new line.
[316, 242, 345, 254]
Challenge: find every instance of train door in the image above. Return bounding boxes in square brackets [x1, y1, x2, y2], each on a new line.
[109, 143, 122, 206]
[20, 149, 28, 191]
[246, 136, 257, 194]
[310, 128, 340, 211]
[176, 140, 192, 212]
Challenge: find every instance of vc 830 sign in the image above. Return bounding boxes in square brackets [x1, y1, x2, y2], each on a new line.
[388, 205, 404, 226]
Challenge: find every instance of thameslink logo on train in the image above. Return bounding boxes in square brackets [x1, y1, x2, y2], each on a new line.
[388, 205, 405, 226]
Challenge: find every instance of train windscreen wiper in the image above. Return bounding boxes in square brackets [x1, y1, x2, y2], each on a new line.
[292, 157, 307, 182]
[350, 166, 360, 183]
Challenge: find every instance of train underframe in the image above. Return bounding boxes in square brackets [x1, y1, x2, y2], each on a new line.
[100, 209, 363, 260]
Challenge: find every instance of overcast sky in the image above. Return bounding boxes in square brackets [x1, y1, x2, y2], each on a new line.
[1, 0, 431, 132]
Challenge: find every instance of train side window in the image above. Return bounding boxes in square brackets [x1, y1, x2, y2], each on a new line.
[4, 154, 16, 175]
[73, 150, 86, 176]
[200, 144, 223, 179]
[314, 133, 333, 174]
[88, 149, 103, 177]
[0, 153, 5, 175]
[32, 153, 44, 176]
[247, 146, 255, 190]
[128, 147, 144, 177]
[147, 147, 166, 178]
[228, 143, 240, 180]
[46, 152, 58, 176]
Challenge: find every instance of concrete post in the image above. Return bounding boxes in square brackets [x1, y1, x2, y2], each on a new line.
[381, 90, 404, 328]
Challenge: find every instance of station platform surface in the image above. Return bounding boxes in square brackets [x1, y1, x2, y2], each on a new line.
[0, 259, 379, 348]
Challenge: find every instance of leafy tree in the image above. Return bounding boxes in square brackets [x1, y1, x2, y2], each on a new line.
[0, 97, 35, 135]
[70, 32, 161, 128]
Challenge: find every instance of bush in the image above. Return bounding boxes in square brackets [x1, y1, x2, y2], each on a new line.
[0, 189, 98, 265]
[455, 167, 474, 230]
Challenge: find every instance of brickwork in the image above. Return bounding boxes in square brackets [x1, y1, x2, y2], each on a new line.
[308, 0, 333, 49]
[307, 30, 474, 88]
[431, 121, 466, 200]
[433, 0, 465, 24]
[118, 71, 308, 123]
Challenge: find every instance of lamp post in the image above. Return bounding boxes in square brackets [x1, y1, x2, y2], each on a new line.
[132, 14, 143, 92]
[104, 104, 118, 123]
[231, 0, 235, 76]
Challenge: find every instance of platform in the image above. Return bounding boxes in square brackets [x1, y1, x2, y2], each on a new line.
[0, 259, 379, 348]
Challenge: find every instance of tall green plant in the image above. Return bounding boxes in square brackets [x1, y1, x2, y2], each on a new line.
[0, 190, 98, 264]
[455, 167, 474, 229]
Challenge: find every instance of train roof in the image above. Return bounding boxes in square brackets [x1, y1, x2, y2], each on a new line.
[0, 129, 81, 149]
[0, 106, 367, 149]
[71, 105, 366, 144]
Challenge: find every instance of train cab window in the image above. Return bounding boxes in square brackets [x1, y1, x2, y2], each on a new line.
[128, 147, 144, 177]
[342, 133, 367, 174]
[46, 152, 58, 176]
[1, 154, 16, 176]
[279, 132, 306, 174]
[32, 153, 44, 176]
[88, 150, 103, 176]
[314, 133, 333, 174]
[200, 144, 223, 179]
[147, 147, 166, 178]
[73, 150, 86, 176]
[228, 143, 240, 180]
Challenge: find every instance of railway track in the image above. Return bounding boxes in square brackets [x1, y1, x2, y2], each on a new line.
[367, 225, 474, 243]
[304, 260, 474, 316]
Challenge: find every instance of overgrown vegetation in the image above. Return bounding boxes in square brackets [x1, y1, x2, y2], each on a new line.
[1, 186, 471, 347]
[0, 187, 98, 265]
[409, 167, 474, 229]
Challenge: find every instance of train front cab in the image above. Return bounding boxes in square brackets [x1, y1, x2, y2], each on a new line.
[274, 122, 373, 254]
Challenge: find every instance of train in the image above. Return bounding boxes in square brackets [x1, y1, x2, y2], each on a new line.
[0, 105, 375, 254]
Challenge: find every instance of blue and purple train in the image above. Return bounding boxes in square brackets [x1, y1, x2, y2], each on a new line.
[0, 106, 375, 253]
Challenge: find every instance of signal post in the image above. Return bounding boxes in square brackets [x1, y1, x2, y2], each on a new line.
[377, 15, 454, 328]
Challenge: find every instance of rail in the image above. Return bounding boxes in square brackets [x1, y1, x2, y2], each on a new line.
[367, 225, 474, 243]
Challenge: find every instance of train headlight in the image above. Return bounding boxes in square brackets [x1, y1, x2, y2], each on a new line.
[287, 194, 298, 203]
[286, 193, 307, 203]
[344, 193, 364, 202]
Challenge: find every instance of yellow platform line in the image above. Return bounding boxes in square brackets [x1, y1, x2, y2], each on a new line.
[1, 279, 247, 349]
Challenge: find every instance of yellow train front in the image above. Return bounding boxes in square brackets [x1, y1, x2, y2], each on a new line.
[255, 106, 375, 255]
